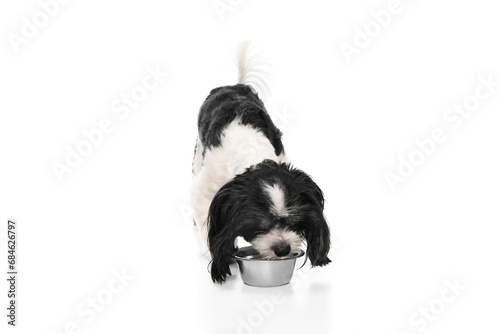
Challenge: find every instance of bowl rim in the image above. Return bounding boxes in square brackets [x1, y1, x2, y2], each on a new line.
[233, 246, 305, 262]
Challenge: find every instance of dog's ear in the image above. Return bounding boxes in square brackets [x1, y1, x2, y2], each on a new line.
[293, 170, 331, 266]
[207, 185, 240, 283]
[303, 211, 331, 266]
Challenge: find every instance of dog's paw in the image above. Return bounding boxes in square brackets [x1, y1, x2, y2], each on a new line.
[311, 256, 331, 267]
[210, 261, 232, 284]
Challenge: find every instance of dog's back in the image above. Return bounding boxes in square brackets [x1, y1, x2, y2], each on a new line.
[197, 84, 284, 163]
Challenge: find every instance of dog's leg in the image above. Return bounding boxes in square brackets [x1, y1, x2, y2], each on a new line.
[191, 167, 214, 259]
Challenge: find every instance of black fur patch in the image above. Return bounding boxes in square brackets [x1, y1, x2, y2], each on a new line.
[197, 84, 284, 157]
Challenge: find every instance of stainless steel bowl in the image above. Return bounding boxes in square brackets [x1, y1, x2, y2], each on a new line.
[233, 246, 305, 287]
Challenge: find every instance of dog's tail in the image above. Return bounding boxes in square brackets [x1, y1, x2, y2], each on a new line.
[235, 41, 272, 99]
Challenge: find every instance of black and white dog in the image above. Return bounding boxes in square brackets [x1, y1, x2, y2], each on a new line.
[191, 43, 331, 283]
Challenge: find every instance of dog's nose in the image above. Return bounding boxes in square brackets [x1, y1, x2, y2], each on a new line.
[273, 244, 291, 257]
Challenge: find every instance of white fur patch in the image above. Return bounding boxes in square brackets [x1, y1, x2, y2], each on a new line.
[263, 183, 288, 217]
[251, 228, 302, 259]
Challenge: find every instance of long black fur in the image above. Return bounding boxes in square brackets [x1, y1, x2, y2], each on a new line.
[208, 160, 331, 283]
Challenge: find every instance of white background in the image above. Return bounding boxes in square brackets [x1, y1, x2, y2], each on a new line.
[1, 0, 500, 333]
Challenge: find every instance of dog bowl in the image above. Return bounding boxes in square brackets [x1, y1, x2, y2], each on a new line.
[233, 246, 305, 287]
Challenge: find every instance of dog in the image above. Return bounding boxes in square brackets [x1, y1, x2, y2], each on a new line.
[191, 42, 331, 283]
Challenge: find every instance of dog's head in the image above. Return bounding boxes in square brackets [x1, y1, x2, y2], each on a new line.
[207, 160, 331, 283]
